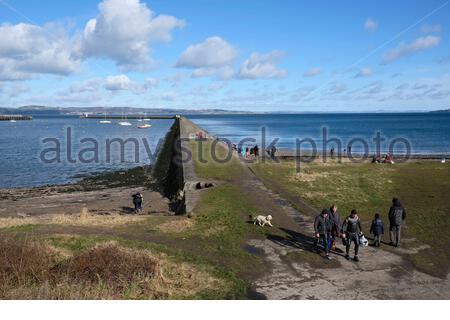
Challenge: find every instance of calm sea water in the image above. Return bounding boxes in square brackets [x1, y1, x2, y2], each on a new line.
[1, 113, 449, 188]
[189, 113, 450, 155]
[0, 116, 173, 188]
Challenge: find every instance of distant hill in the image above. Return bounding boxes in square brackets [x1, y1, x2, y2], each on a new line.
[430, 109, 450, 113]
[0, 106, 252, 116]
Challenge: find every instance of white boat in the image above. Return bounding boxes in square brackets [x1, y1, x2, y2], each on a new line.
[143, 118, 151, 121]
[137, 123, 152, 129]
[9, 120, 17, 123]
[99, 120, 111, 124]
[118, 121, 132, 126]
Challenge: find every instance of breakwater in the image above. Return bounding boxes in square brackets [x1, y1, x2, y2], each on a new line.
[0, 115, 33, 121]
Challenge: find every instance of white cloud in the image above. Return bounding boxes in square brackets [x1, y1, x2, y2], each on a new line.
[364, 18, 378, 32]
[237, 51, 287, 80]
[175, 37, 237, 80]
[0, 22, 81, 81]
[176, 36, 237, 69]
[303, 67, 321, 77]
[104, 74, 135, 91]
[79, 0, 184, 71]
[355, 67, 373, 78]
[382, 36, 440, 64]
[420, 24, 442, 34]
[103, 74, 157, 94]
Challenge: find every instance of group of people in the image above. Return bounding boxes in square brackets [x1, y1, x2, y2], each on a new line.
[313, 198, 407, 261]
[372, 153, 395, 164]
[233, 144, 260, 159]
[231, 143, 277, 160]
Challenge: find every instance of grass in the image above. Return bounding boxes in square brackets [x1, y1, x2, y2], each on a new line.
[190, 140, 246, 181]
[183, 185, 266, 275]
[251, 159, 450, 278]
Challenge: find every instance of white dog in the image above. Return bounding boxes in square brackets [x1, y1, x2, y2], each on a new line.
[253, 215, 273, 227]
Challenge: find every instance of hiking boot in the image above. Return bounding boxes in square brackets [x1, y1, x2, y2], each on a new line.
[325, 255, 332, 260]
[394, 243, 399, 248]
[354, 256, 360, 262]
[389, 242, 394, 246]
[345, 254, 350, 260]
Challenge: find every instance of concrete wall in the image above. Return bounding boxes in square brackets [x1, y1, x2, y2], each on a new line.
[152, 116, 215, 215]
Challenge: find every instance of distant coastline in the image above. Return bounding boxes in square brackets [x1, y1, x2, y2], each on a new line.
[1, 105, 449, 116]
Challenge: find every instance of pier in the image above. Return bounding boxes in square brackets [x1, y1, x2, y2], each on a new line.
[0, 115, 33, 121]
[80, 114, 178, 120]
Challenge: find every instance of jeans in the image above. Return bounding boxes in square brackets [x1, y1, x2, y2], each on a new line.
[345, 233, 359, 256]
[373, 234, 382, 247]
[314, 233, 329, 254]
[390, 225, 401, 245]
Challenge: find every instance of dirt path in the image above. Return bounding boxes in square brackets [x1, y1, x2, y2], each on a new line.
[239, 163, 450, 299]
[0, 187, 171, 218]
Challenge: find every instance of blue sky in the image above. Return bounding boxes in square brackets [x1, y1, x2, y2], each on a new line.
[0, 0, 449, 111]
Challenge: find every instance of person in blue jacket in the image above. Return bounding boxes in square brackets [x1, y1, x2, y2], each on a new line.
[370, 213, 384, 247]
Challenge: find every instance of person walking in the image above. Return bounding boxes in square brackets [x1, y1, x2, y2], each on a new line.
[342, 209, 362, 262]
[370, 213, 384, 247]
[132, 192, 144, 213]
[388, 198, 406, 247]
[329, 204, 342, 250]
[314, 209, 333, 260]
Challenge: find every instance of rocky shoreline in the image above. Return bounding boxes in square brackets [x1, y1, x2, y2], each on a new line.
[0, 165, 153, 201]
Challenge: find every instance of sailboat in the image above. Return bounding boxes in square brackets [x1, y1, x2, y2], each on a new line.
[137, 114, 151, 128]
[117, 112, 131, 126]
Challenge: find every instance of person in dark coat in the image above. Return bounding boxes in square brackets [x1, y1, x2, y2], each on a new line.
[254, 145, 259, 157]
[342, 209, 362, 262]
[132, 192, 144, 213]
[370, 213, 384, 247]
[314, 209, 333, 260]
[388, 197, 406, 247]
[329, 204, 342, 250]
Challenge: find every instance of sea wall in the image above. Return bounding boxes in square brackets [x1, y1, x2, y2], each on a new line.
[152, 116, 214, 215]
[152, 116, 185, 213]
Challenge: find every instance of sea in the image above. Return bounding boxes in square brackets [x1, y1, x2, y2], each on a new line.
[1, 113, 449, 188]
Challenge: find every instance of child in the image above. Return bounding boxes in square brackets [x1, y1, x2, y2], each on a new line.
[370, 213, 384, 247]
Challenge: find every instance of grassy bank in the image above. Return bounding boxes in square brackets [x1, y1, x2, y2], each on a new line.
[251, 159, 450, 278]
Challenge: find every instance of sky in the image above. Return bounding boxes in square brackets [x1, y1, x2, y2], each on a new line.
[0, 0, 449, 112]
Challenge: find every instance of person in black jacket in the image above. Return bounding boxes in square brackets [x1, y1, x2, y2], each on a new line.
[342, 209, 362, 262]
[132, 192, 144, 213]
[388, 197, 406, 247]
[314, 209, 333, 260]
[329, 204, 342, 250]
